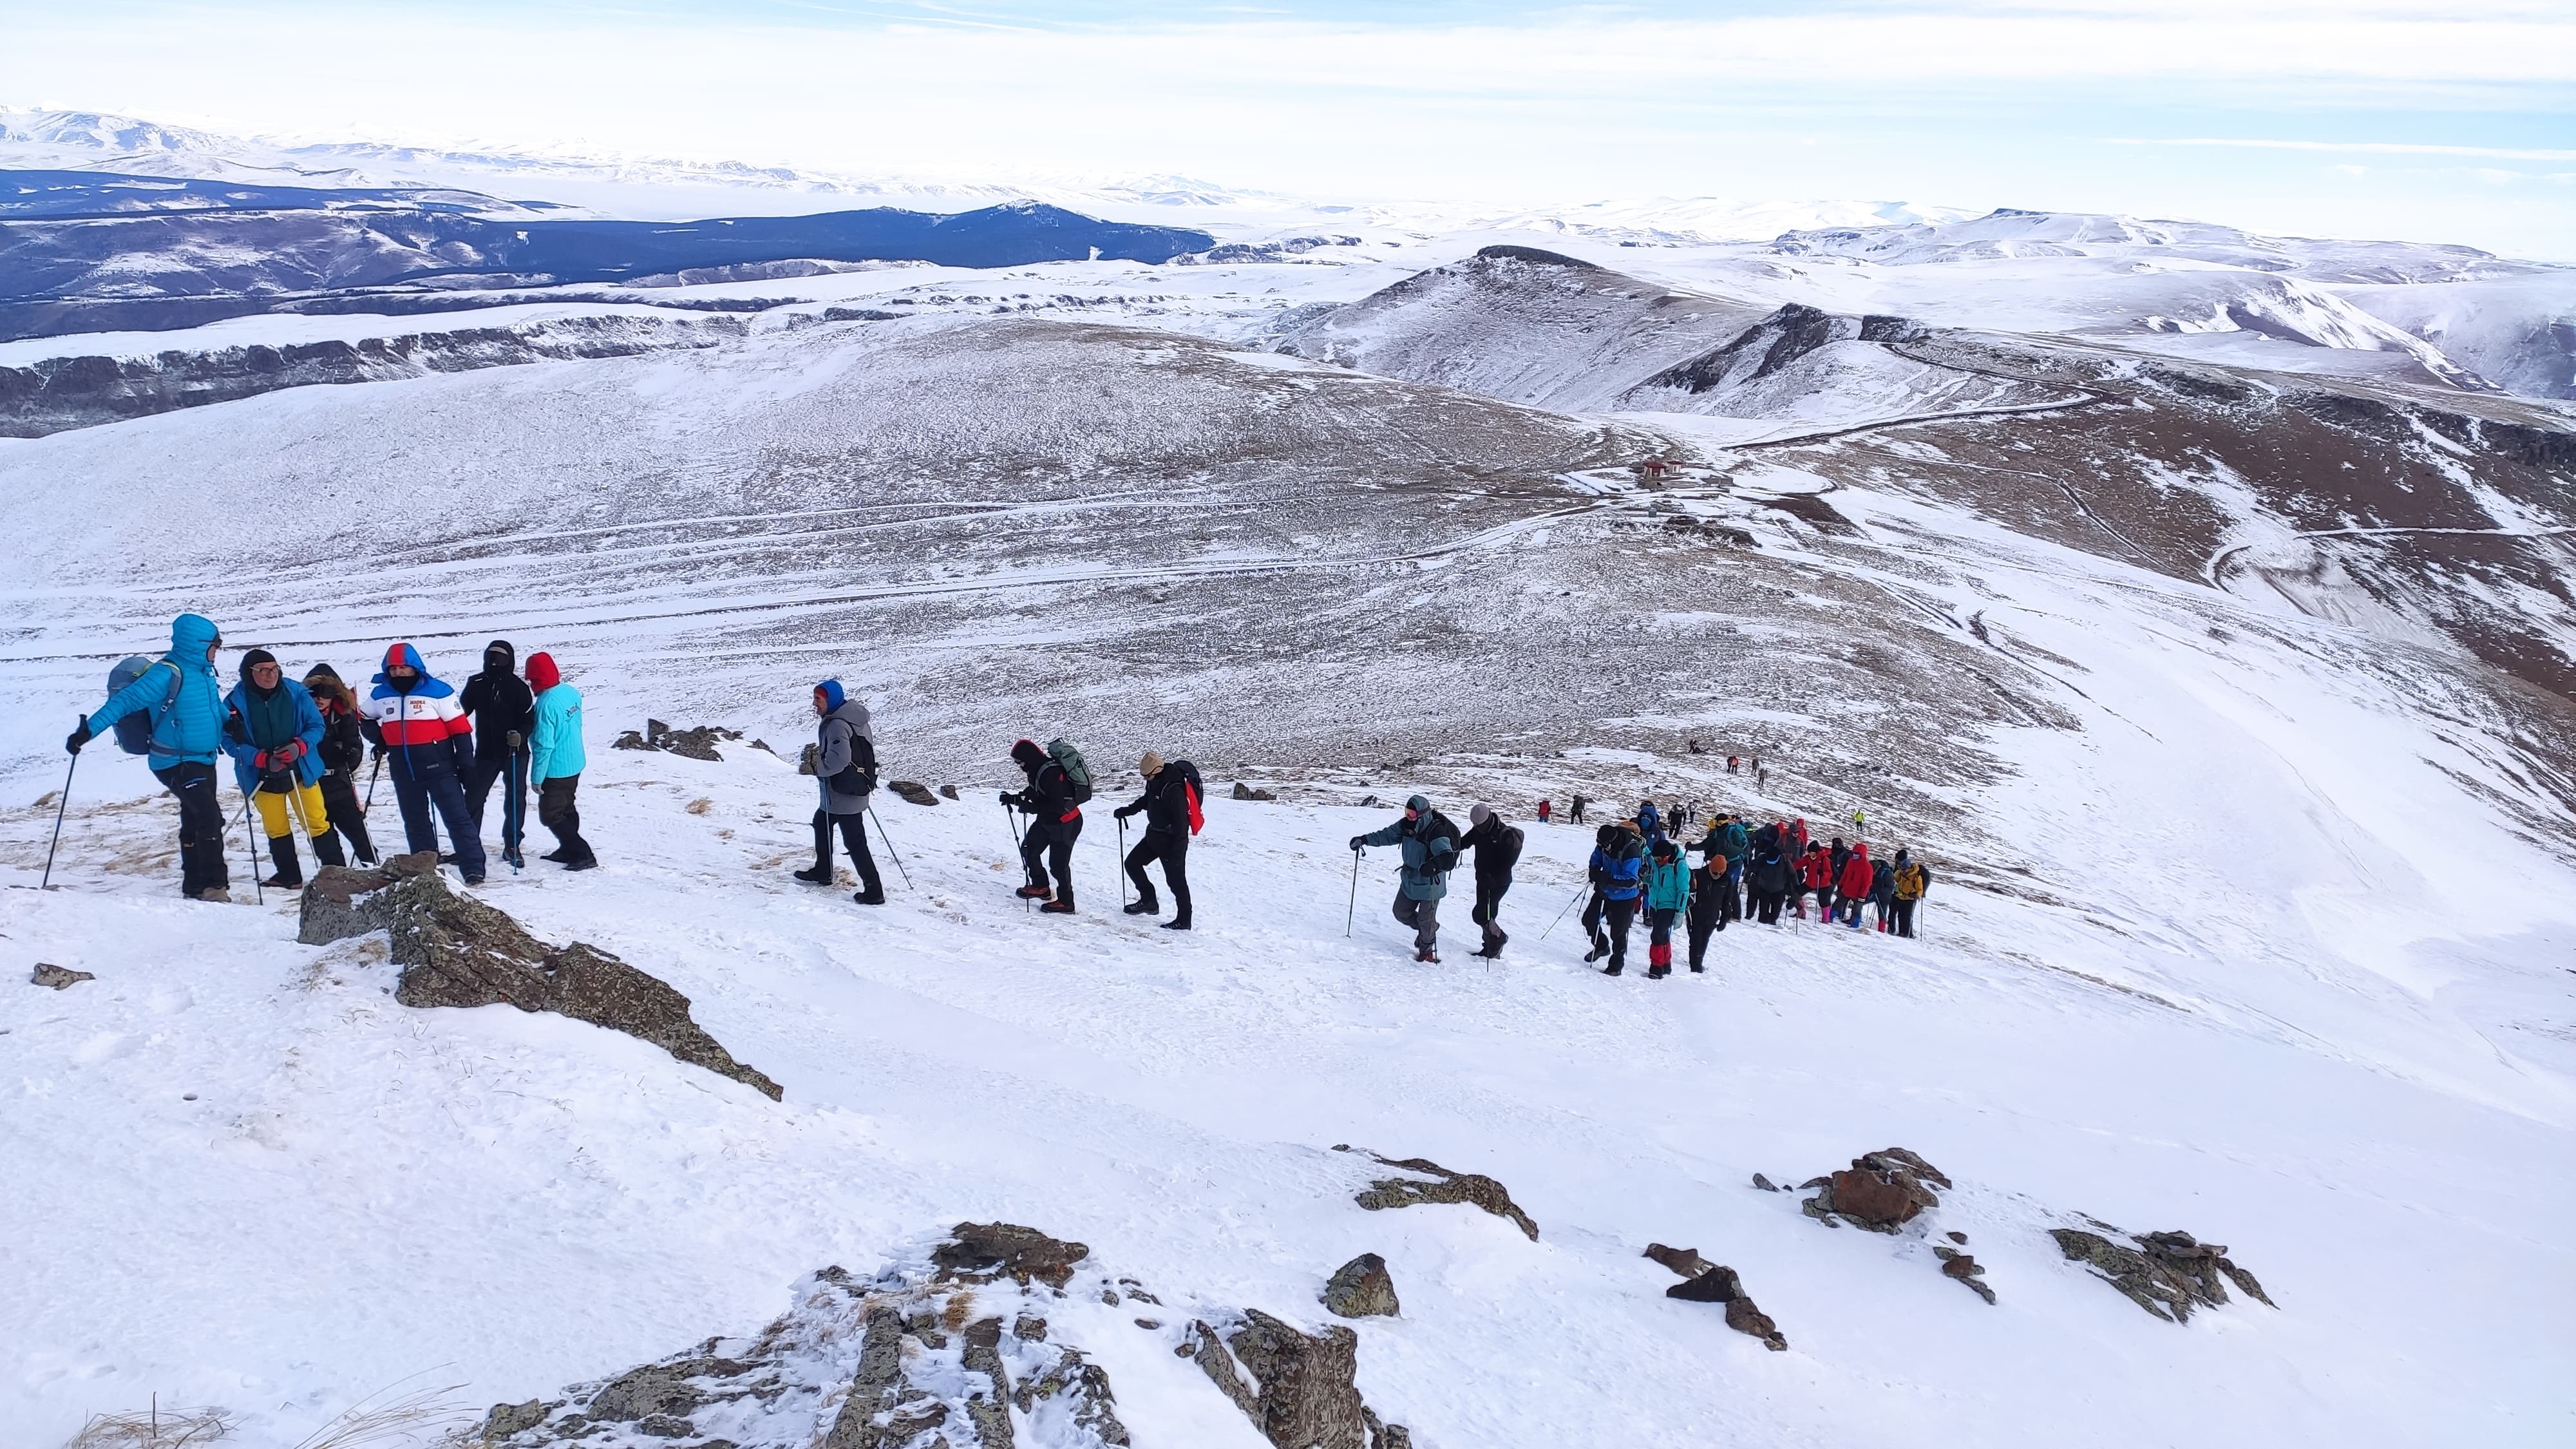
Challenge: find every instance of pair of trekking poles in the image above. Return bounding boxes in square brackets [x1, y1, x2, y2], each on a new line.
[36, 748, 292, 906]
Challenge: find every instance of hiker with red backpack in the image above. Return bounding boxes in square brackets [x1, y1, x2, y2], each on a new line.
[1004, 737, 1088, 913]
[1113, 751, 1200, 930]
[64, 612, 235, 902]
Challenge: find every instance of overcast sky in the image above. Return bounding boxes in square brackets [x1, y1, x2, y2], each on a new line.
[5, 0, 2571, 256]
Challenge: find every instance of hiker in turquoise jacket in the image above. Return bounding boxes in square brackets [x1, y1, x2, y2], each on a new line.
[64, 612, 234, 900]
[1642, 836, 1692, 978]
[1351, 794, 1459, 962]
[524, 651, 596, 871]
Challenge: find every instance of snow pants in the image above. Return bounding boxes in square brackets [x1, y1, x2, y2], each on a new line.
[814, 806, 880, 895]
[391, 764, 486, 880]
[1893, 898, 1918, 938]
[1123, 830, 1190, 922]
[1598, 897, 1636, 971]
[154, 761, 230, 898]
[1021, 813, 1081, 905]
[254, 775, 343, 885]
[542, 775, 594, 863]
[1393, 891, 1439, 952]
[466, 747, 527, 859]
[1687, 896, 1722, 972]
[1647, 906, 1676, 976]
[316, 768, 377, 866]
[1754, 890, 1783, 925]
[1471, 875, 1510, 954]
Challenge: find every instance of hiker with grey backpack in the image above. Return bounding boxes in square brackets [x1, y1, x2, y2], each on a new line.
[1003, 736, 1089, 914]
[795, 679, 883, 904]
[63, 612, 236, 902]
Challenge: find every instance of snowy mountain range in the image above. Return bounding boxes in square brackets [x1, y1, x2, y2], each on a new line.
[3, 105, 2573, 1449]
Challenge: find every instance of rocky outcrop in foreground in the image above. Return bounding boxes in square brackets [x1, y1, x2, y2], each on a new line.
[1795, 1148, 1994, 1303]
[2052, 1224, 2275, 1323]
[473, 1223, 1411, 1449]
[1341, 1146, 1540, 1240]
[299, 854, 781, 1100]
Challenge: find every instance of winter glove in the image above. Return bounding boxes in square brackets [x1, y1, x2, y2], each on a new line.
[1113, 805, 1138, 820]
[998, 791, 1018, 808]
[506, 730, 524, 750]
[370, 743, 387, 763]
[1348, 836, 1364, 852]
[254, 749, 273, 772]
[66, 717, 92, 754]
[273, 739, 304, 766]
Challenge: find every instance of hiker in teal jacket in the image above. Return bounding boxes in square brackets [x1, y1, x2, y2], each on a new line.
[1643, 837, 1692, 978]
[524, 651, 596, 870]
[64, 612, 234, 900]
[1350, 794, 1459, 962]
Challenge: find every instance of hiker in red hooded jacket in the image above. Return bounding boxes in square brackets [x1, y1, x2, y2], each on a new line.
[1796, 844, 1832, 919]
[1837, 842, 1875, 928]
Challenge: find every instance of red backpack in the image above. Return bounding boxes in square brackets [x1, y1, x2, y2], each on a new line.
[1170, 759, 1206, 835]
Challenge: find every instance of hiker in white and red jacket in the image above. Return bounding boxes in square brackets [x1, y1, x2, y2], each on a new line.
[1112, 752, 1199, 930]
[1003, 737, 1083, 914]
[361, 642, 486, 884]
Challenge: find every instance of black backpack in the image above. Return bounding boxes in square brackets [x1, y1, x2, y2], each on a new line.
[831, 734, 878, 796]
[1422, 810, 1463, 874]
[1488, 824, 1524, 874]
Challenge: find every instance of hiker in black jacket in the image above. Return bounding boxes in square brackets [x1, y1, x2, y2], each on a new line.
[1456, 803, 1522, 958]
[1113, 751, 1198, 930]
[302, 663, 379, 867]
[1004, 737, 1084, 913]
[459, 639, 535, 864]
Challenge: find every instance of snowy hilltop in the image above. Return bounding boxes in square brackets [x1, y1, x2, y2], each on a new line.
[2, 108, 2572, 1449]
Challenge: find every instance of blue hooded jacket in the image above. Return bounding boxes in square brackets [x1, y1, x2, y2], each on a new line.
[87, 614, 228, 770]
[222, 676, 327, 795]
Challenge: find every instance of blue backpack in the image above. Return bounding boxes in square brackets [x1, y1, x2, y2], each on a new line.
[106, 655, 182, 756]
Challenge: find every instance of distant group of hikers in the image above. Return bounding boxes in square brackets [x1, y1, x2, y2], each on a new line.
[61, 614, 1931, 976]
[1347, 794, 1930, 970]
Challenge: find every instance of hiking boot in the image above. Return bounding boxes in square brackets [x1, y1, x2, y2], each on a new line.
[1160, 918, 1191, 931]
[541, 847, 573, 863]
[193, 887, 232, 904]
[1039, 899, 1075, 914]
[438, 853, 457, 866]
[1015, 884, 1054, 901]
[1123, 897, 1160, 915]
[462, 873, 486, 886]
[562, 856, 598, 873]
[1414, 948, 1441, 963]
[792, 864, 834, 885]
[853, 888, 886, 905]
[1602, 963, 1623, 976]
[1648, 967, 1669, 979]
[1689, 964, 1705, 973]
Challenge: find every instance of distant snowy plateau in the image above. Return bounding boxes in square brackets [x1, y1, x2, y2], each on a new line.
[2, 109, 2572, 1449]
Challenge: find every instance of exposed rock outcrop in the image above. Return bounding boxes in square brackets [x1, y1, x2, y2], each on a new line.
[1343, 1148, 1539, 1240]
[1319, 1253, 1399, 1318]
[614, 719, 742, 760]
[1800, 1147, 1951, 1231]
[889, 780, 941, 806]
[1934, 1245, 1996, 1305]
[1643, 1244, 1787, 1350]
[2052, 1224, 2275, 1323]
[1187, 1312, 1410, 1449]
[1231, 782, 1277, 802]
[477, 1245, 1129, 1448]
[298, 856, 781, 1100]
[931, 1222, 1091, 1289]
[30, 962, 92, 989]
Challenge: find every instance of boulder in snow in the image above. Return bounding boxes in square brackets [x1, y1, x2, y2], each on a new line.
[1800, 1147, 1951, 1232]
[1231, 782, 1276, 801]
[931, 1221, 1092, 1289]
[1319, 1253, 1399, 1318]
[1644, 1245, 1788, 1350]
[889, 780, 940, 806]
[298, 860, 782, 1101]
[613, 719, 741, 760]
[2051, 1225, 2274, 1323]
[29, 962, 92, 990]
[1344, 1148, 1539, 1240]
[1188, 1311, 1408, 1449]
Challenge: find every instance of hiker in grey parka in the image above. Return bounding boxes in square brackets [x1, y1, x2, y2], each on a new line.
[1349, 793, 1460, 962]
[795, 679, 884, 904]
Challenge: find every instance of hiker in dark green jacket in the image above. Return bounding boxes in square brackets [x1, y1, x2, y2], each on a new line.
[1350, 794, 1459, 963]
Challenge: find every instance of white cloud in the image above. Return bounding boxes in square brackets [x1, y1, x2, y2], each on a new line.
[2112, 138, 2576, 160]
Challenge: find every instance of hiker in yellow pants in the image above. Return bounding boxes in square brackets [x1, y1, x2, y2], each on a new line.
[222, 649, 346, 888]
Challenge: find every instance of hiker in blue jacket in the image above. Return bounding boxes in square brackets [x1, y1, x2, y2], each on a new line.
[65, 613, 234, 901]
[1584, 819, 1645, 976]
[222, 649, 344, 888]
[1350, 794, 1459, 963]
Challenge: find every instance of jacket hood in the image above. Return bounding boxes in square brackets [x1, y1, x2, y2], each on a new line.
[815, 678, 847, 712]
[482, 639, 516, 673]
[169, 612, 220, 669]
[371, 642, 454, 699]
[382, 641, 426, 676]
[303, 661, 341, 683]
[825, 697, 873, 735]
[1012, 737, 1045, 768]
[526, 652, 562, 692]
[1405, 793, 1432, 814]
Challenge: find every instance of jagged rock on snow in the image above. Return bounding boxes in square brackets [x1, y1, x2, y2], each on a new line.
[478, 1249, 1130, 1448]
[1644, 1244, 1788, 1350]
[931, 1222, 1092, 1289]
[1231, 782, 1277, 801]
[1319, 1253, 1399, 1318]
[1343, 1148, 1540, 1240]
[613, 719, 743, 761]
[1800, 1147, 1951, 1232]
[30, 962, 93, 990]
[298, 860, 782, 1100]
[1750, 1172, 1778, 1191]
[1188, 1310, 1408, 1449]
[889, 780, 940, 807]
[1933, 1245, 1998, 1305]
[2051, 1224, 2275, 1323]
[939, 784, 961, 799]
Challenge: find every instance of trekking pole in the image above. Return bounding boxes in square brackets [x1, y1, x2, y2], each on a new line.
[1117, 815, 1130, 909]
[1539, 880, 1588, 942]
[1001, 798, 1030, 911]
[1345, 846, 1361, 937]
[38, 753, 76, 889]
[866, 800, 913, 889]
[503, 741, 525, 874]
[364, 750, 381, 812]
[240, 789, 265, 905]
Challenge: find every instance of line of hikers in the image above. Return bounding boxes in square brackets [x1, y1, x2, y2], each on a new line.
[65, 616, 592, 902]
[1344, 795, 1930, 971]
